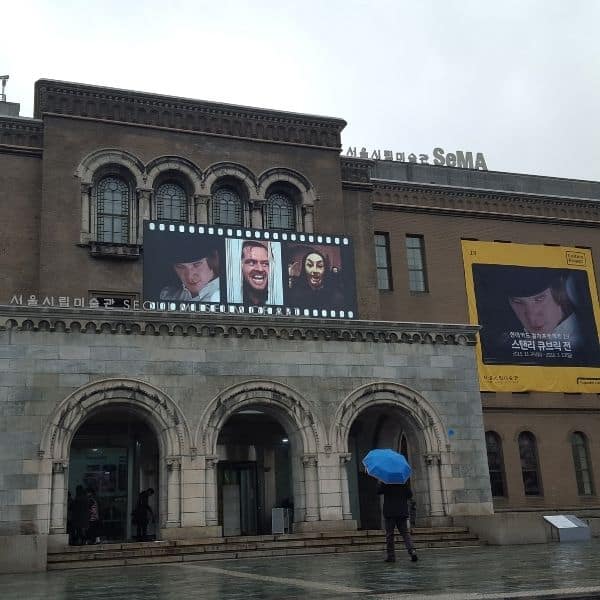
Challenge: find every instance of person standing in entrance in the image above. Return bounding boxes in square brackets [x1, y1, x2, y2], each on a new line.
[133, 488, 155, 541]
[378, 481, 418, 563]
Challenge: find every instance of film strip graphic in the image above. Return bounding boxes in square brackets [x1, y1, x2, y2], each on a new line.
[147, 222, 350, 247]
[146, 222, 355, 320]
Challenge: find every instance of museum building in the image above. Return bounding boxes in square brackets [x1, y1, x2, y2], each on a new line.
[1, 79, 600, 572]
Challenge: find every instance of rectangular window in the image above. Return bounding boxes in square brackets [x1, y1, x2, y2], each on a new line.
[405, 235, 428, 292]
[374, 233, 392, 291]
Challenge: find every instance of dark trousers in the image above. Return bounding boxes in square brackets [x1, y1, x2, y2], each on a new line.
[136, 519, 149, 541]
[384, 516, 415, 558]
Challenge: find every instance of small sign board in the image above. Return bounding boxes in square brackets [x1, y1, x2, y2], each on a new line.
[543, 514, 591, 542]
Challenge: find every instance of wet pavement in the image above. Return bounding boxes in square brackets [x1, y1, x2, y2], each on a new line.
[2, 540, 600, 599]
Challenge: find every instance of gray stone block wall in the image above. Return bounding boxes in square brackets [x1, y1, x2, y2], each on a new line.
[0, 309, 492, 562]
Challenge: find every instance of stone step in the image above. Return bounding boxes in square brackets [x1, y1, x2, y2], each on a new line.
[47, 527, 481, 570]
[47, 538, 483, 570]
[48, 531, 478, 561]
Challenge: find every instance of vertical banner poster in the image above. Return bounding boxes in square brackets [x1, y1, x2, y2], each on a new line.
[462, 241, 600, 392]
[143, 221, 358, 319]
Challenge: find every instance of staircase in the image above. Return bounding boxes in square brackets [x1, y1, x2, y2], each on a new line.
[47, 526, 481, 570]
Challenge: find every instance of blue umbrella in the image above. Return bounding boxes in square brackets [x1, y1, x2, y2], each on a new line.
[362, 449, 412, 484]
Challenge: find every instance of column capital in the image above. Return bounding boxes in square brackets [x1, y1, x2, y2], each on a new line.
[166, 457, 181, 471]
[136, 187, 152, 199]
[424, 452, 441, 466]
[205, 455, 219, 469]
[302, 453, 318, 467]
[52, 460, 68, 474]
[339, 453, 352, 464]
[81, 182, 92, 194]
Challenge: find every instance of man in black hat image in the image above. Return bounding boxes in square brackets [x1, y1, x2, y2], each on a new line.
[504, 268, 576, 336]
[159, 236, 221, 302]
[473, 265, 600, 366]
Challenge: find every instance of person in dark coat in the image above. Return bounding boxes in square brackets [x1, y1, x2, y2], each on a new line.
[133, 488, 155, 541]
[377, 481, 418, 562]
[71, 485, 89, 546]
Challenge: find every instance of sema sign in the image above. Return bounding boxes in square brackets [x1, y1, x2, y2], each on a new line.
[346, 146, 488, 171]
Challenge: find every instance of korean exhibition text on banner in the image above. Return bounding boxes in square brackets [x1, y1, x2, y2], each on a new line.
[461, 241, 600, 393]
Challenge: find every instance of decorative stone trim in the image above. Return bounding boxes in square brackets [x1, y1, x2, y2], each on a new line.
[88, 241, 142, 259]
[340, 156, 374, 185]
[34, 80, 345, 150]
[0, 116, 44, 148]
[0, 305, 479, 345]
[372, 180, 600, 226]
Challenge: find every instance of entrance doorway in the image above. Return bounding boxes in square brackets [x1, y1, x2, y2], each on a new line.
[347, 405, 420, 530]
[217, 409, 292, 536]
[68, 407, 159, 543]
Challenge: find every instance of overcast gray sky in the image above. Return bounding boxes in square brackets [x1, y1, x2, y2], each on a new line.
[3, 0, 599, 181]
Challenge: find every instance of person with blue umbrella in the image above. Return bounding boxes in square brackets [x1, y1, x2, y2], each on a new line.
[363, 448, 418, 563]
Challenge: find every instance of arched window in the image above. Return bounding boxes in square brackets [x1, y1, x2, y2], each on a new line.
[155, 182, 187, 222]
[265, 192, 296, 230]
[518, 431, 542, 496]
[571, 432, 594, 496]
[212, 186, 243, 226]
[95, 176, 130, 243]
[485, 431, 506, 497]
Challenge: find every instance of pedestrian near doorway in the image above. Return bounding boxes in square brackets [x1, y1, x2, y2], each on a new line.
[133, 488, 155, 541]
[378, 481, 418, 563]
[71, 485, 89, 546]
[86, 488, 101, 544]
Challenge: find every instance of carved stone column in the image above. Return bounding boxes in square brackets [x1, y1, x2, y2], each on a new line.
[165, 457, 181, 527]
[137, 188, 152, 245]
[339, 453, 353, 520]
[205, 456, 219, 526]
[80, 183, 92, 244]
[195, 194, 210, 224]
[50, 461, 68, 534]
[302, 204, 315, 233]
[302, 454, 320, 522]
[250, 199, 263, 229]
[424, 452, 446, 517]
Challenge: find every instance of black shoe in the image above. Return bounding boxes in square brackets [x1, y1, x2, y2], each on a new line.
[410, 551, 418, 562]
[384, 557, 396, 563]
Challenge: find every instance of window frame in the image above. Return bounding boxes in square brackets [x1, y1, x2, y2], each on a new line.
[211, 185, 245, 226]
[405, 234, 428, 293]
[94, 174, 132, 244]
[265, 190, 298, 231]
[485, 431, 507, 497]
[155, 180, 188, 223]
[375, 232, 393, 291]
[518, 431, 542, 496]
[571, 431, 595, 496]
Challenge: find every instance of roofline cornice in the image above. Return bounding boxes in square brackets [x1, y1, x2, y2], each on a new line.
[0, 305, 478, 346]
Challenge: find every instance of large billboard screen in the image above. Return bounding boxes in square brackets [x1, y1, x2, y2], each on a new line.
[462, 240, 600, 392]
[143, 221, 358, 319]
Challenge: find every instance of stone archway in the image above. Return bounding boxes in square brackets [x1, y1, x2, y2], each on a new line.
[331, 382, 451, 526]
[195, 381, 323, 530]
[39, 378, 192, 543]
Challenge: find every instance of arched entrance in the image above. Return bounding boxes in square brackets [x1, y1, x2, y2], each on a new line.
[347, 404, 423, 529]
[332, 382, 451, 529]
[197, 381, 322, 534]
[217, 408, 292, 535]
[68, 406, 159, 542]
[40, 379, 191, 544]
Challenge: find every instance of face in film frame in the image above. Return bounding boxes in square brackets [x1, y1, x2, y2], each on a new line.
[283, 243, 348, 313]
[472, 264, 600, 367]
[143, 223, 226, 305]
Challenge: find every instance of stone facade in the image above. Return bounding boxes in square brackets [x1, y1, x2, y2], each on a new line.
[2, 79, 600, 571]
[0, 307, 488, 569]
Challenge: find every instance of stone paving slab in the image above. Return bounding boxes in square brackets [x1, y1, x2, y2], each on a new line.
[3, 540, 600, 599]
